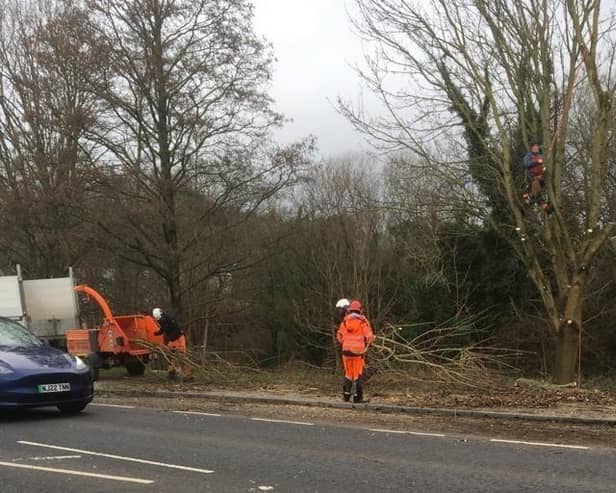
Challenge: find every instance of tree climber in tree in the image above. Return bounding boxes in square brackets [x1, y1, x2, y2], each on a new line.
[522, 140, 553, 215]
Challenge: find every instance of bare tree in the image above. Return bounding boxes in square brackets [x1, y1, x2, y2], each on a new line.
[0, 0, 101, 276]
[288, 155, 401, 361]
[85, 0, 309, 321]
[343, 0, 616, 383]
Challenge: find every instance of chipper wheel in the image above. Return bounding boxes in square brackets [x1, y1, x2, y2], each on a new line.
[125, 357, 146, 376]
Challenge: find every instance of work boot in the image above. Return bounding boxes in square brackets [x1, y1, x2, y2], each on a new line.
[353, 380, 364, 403]
[343, 377, 353, 402]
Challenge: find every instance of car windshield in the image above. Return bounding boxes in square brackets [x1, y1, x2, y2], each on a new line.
[0, 318, 43, 348]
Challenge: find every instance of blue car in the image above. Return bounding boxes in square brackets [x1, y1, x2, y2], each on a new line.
[0, 317, 93, 413]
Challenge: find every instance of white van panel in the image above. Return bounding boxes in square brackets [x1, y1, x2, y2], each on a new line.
[0, 276, 24, 320]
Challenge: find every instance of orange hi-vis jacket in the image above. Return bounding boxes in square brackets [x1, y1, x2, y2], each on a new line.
[337, 313, 375, 354]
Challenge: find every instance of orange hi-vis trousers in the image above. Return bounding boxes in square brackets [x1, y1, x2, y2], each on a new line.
[342, 355, 365, 381]
[167, 334, 187, 351]
[166, 335, 193, 378]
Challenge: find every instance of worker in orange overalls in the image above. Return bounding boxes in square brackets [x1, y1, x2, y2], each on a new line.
[152, 308, 194, 382]
[336, 300, 374, 403]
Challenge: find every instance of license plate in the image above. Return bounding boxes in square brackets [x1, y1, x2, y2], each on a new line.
[37, 383, 71, 393]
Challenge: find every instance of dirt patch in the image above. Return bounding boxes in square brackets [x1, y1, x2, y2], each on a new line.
[95, 367, 616, 419]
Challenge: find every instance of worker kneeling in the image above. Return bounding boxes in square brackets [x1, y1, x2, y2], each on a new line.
[152, 308, 193, 382]
[336, 300, 374, 403]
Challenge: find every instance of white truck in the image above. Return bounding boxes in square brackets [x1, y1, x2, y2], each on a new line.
[0, 265, 80, 348]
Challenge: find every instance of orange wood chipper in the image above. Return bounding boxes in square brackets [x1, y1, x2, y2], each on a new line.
[65, 284, 165, 377]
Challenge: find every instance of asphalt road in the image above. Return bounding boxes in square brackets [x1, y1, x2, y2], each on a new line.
[1, 401, 615, 492]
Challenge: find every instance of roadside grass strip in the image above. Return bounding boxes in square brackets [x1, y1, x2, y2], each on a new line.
[0, 461, 153, 484]
[17, 441, 214, 473]
[490, 439, 590, 450]
[250, 417, 314, 426]
[369, 428, 446, 437]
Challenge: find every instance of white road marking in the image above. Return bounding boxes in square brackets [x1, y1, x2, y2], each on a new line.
[17, 441, 214, 474]
[251, 418, 314, 426]
[0, 461, 153, 484]
[172, 411, 221, 417]
[14, 455, 82, 462]
[490, 439, 590, 450]
[91, 403, 136, 409]
[369, 428, 446, 437]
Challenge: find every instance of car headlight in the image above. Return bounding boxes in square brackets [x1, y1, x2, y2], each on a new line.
[0, 361, 14, 375]
[74, 356, 88, 370]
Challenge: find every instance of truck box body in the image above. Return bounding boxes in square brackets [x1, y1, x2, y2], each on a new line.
[0, 267, 79, 342]
[23, 277, 80, 337]
[0, 275, 25, 321]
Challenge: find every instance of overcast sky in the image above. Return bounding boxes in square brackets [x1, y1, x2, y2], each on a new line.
[252, 0, 372, 158]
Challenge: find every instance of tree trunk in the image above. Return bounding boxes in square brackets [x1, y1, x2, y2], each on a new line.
[201, 309, 209, 364]
[553, 321, 579, 384]
[552, 275, 584, 384]
[168, 273, 182, 322]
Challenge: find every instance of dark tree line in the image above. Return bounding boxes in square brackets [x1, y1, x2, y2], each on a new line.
[1, 0, 616, 383]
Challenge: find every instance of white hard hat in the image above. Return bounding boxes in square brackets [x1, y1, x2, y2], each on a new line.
[152, 307, 163, 320]
[335, 298, 350, 309]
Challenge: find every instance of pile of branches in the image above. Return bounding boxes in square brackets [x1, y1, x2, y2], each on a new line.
[133, 340, 265, 381]
[369, 314, 524, 389]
